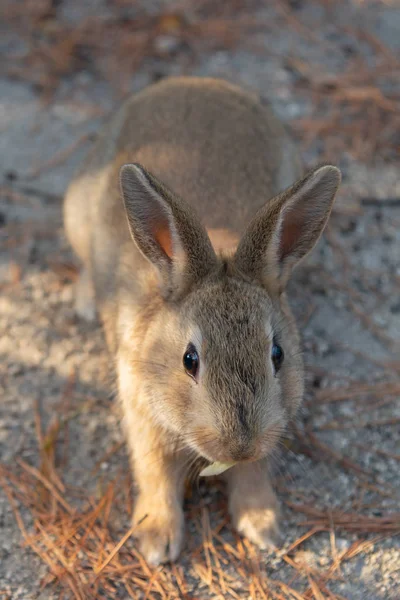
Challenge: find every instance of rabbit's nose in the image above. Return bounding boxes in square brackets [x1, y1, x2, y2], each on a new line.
[226, 431, 256, 462]
[228, 442, 256, 463]
[224, 402, 258, 461]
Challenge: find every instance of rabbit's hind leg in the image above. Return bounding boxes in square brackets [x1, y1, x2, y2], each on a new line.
[74, 267, 96, 322]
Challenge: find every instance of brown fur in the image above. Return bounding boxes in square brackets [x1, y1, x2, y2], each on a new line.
[63, 77, 341, 565]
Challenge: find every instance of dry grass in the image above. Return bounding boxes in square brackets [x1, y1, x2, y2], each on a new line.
[1, 459, 395, 600]
[0, 382, 399, 600]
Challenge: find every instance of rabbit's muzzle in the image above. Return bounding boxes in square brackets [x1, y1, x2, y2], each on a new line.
[192, 426, 265, 465]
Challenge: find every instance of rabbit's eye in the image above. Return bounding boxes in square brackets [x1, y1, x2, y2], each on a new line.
[271, 339, 284, 373]
[183, 344, 199, 379]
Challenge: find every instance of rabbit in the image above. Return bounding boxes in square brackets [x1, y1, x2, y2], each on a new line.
[64, 76, 341, 566]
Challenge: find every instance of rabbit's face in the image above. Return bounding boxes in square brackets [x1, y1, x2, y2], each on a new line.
[143, 273, 303, 465]
[120, 162, 340, 464]
[182, 276, 303, 463]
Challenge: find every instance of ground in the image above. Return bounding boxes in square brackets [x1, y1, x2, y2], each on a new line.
[0, 1, 399, 599]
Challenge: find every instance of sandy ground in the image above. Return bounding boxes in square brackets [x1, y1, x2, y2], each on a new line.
[0, 1, 399, 598]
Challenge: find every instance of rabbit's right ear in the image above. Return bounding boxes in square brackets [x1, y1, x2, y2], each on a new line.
[234, 165, 341, 288]
[120, 164, 217, 296]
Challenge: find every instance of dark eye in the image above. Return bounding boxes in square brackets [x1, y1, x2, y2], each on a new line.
[271, 339, 284, 373]
[183, 344, 199, 379]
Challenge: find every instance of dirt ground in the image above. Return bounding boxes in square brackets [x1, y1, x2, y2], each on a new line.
[0, 1, 399, 599]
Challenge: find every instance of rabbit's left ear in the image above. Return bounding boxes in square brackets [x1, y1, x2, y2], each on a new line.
[120, 163, 218, 297]
[234, 165, 341, 286]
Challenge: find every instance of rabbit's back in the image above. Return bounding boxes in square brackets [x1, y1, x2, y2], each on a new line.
[64, 77, 301, 336]
[113, 77, 300, 231]
[65, 78, 300, 260]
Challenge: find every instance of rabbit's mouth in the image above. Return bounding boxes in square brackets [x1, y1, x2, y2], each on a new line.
[195, 453, 264, 480]
[199, 461, 236, 477]
[188, 423, 283, 467]
[189, 428, 262, 466]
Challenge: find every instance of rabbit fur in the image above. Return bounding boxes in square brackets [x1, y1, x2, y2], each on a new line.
[64, 77, 341, 565]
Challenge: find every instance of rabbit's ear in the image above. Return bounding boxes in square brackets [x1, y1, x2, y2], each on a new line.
[234, 165, 341, 287]
[120, 163, 217, 295]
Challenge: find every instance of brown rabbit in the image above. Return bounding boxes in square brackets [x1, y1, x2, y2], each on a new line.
[64, 77, 340, 565]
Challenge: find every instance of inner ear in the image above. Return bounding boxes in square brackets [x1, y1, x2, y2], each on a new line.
[152, 220, 173, 259]
[279, 211, 301, 262]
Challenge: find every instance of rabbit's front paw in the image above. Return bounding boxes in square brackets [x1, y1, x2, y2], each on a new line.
[227, 465, 283, 550]
[133, 497, 184, 566]
[232, 504, 283, 550]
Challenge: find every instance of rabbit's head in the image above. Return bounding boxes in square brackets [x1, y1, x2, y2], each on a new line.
[120, 163, 340, 464]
